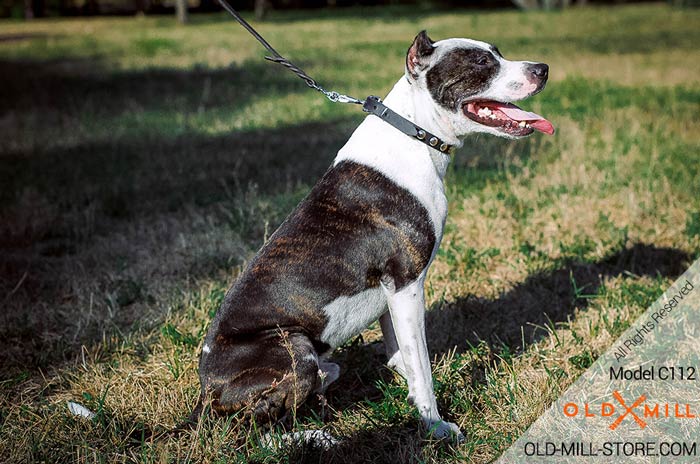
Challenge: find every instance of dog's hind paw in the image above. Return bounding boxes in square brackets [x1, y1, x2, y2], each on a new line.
[261, 429, 339, 450]
[387, 351, 407, 379]
[426, 419, 465, 444]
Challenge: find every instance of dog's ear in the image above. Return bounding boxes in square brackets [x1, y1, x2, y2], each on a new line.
[406, 30, 435, 78]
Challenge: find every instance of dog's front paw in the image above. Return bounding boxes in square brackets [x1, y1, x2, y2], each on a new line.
[426, 419, 465, 444]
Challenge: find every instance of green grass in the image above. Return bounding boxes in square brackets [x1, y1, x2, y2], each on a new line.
[1, 3, 700, 463]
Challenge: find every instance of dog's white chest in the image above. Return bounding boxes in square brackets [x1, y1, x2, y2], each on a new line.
[319, 288, 387, 349]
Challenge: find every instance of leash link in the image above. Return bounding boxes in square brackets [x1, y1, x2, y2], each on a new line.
[324, 91, 364, 105]
[263, 54, 363, 104]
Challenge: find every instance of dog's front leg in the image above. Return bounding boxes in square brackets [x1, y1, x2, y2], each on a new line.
[381, 276, 464, 443]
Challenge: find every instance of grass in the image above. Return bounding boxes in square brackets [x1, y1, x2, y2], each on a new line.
[1, 3, 699, 463]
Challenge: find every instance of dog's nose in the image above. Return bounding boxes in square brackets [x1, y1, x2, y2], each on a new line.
[529, 63, 549, 81]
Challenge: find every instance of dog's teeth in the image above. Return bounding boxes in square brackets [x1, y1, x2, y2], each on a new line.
[489, 114, 497, 119]
[519, 121, 526, 128]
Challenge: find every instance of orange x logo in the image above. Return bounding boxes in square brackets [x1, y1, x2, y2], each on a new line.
[609, 391, 647, 430]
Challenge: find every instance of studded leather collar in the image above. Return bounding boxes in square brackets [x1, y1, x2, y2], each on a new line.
[362, 96, 457, 156]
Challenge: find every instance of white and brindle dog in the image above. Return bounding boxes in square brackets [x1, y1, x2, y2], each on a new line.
[198, 31, 554, 442]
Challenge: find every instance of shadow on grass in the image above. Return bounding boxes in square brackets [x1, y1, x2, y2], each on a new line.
[426, 242, 691, 355]
[322, 243, 691, 452]
[0, 32, 52, 43]
[1, 118, 357, 230]
[0, 56, 316, 115]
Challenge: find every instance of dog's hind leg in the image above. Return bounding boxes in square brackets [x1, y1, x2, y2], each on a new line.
[379, 311, 407, 379]
[201, 330, 320, 425]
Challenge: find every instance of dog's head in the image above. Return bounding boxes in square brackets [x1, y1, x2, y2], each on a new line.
[406, 31, 554, 139]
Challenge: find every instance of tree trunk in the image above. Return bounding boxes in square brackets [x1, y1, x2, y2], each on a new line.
[175, 0, 188, 24]
[135, 0, 147, 15]
[510, 0, 540, 10]
[24, 0, 34, 19]
[85, 0, 99, 15]
[254, 0, 269, 21]
[30, 0, 45, 17]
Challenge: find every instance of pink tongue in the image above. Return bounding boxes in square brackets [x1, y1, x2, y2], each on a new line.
[491, 102, 555, 135]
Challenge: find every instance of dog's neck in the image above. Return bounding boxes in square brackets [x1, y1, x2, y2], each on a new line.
[334, 76, 453, 236]
[336, 77, 459, 180]
[382, 77, 461, 178]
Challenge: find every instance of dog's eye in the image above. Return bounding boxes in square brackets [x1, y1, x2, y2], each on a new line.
[475, 54, 491, 66]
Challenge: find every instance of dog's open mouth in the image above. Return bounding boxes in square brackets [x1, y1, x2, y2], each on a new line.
[463, 101, 555, 136]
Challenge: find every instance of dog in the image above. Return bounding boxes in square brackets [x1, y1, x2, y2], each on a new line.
[197, 30, 553, 442]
